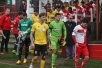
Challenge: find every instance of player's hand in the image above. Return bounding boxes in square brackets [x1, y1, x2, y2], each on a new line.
[19, 31, 22, 34]
[3, 35, 6, 39]
[31, 43, 35, 49]
[48, 44, 52, 51]
[75, 43, 78, 48]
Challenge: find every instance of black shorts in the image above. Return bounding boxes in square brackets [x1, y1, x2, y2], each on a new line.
[34, 44, 48, 56]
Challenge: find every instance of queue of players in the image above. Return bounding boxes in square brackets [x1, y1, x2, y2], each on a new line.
[0, 0, 96, 68]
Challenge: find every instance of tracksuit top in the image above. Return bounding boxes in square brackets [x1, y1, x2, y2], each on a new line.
[0, 14, 11, 30]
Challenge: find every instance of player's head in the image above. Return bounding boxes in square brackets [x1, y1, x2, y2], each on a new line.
[18, 12, 23, 19]
[5, 8, 10, 15]
[23, 13, 27, 20]
[73, 1, 78, 6]
[39, 13, 46, 22]
[55, 13, 61, 21]
[56, 6, 61, 12]
[34, 10, 38, 16]
[48, 8, 52, 13]
[22, 0, 25, 4]
[81, 1, 85, 6]
[68, 7, 72, 12]
[80, 17, 88, 28]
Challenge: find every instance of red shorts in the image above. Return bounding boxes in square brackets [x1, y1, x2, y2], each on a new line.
[75, 45, 89, 59]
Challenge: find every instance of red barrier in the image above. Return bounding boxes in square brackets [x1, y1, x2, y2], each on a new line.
[62, 44, 102, 60]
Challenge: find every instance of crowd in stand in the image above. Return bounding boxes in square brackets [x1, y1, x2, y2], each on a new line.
[0, 0, 96, 68]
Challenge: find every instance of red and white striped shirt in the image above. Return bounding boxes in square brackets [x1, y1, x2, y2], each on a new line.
[72, 25, 87, 46]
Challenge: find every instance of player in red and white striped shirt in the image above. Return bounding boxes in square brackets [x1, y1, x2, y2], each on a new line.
[72, 17, 89, 68]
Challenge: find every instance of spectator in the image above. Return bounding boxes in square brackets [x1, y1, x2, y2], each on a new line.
[12, 12, 23, 55]
[20, 0, 27, 13]
[59, 6, 68, 22]
[44, 1, 51, 12]
[0, 8, 11, 54]
[63, 2, 69, 10]
[64, 16, 76, 60]
[16, 13, 32, 65]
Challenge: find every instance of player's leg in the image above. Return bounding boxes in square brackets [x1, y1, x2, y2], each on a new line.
[51, 40, 58, 68]
[40, 45, 48, 68]
[12, 34, 18, 53]
[16, 40, 25, 64]
[23, 38, 30, 64]
[29, 44, 40, 68]
[80, 46, 89, 68]
[74, 46, 82, 68]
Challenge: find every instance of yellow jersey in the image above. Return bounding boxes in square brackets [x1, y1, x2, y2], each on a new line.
[47, 12, 55, 23]
[65, 6, 69, 10]
[31, 22, 49, 45]
[31, 14, 39, 24]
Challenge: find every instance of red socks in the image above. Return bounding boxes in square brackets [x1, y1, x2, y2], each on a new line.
[80, 59, 88, 68]
[75, 60, 79, 68]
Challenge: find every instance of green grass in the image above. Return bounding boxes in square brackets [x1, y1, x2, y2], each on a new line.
[0, 63, 28, 68]
[0, 48, 102, 68]
[60, 59, 102, 68]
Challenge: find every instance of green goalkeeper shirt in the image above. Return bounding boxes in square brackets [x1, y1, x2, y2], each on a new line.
[48, 20, 67, 40]
[18, 18, 32, 38]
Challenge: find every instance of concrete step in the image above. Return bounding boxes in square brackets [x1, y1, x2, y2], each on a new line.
[0, 39, 16, 44]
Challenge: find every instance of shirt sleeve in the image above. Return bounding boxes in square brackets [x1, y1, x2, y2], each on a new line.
[0, 15, 5, 29]
[28, 20, 33, 33]
[17, 20, 21, 31]
[31, 15, 34, 24]
[48, 22, 53, 34]
[72, 26, 78, 43]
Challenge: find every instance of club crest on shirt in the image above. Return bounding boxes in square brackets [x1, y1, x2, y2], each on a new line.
[38, 26, 46, 31]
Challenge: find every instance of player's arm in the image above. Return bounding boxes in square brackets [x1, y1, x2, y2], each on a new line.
[0, 30, 6, 39]
[30, 24, 35, 48]
[72, 26, 78, 47]
[31, 15, 34, 24]
[48, 22, 53, 35]
[27, 20, 32, 33]
[0, 16, 6, 39]
[18, 20, 22, 34]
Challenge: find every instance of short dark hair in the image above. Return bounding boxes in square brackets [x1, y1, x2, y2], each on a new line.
[23, 13, 27, 16]
[18, 12, 23, 15]
[68, 7, 72, 10]
[80, 17, 88, 23]
[56, 6, 61, 9]
[39, 13, 45, 18]
[55, 13, 60, 17]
